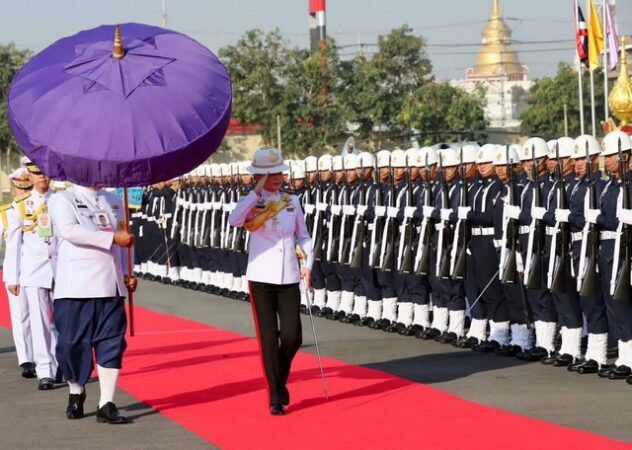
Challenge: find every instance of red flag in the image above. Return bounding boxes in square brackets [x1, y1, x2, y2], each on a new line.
[575, 5, 589, 68]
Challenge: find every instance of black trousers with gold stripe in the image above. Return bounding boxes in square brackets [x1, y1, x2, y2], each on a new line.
[248, 281, 302, 406]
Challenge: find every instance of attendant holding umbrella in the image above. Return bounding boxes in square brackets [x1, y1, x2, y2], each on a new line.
[229, 148, 313, 416]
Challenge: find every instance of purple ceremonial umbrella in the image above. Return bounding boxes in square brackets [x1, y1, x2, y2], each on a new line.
[7, 23, 232, 187]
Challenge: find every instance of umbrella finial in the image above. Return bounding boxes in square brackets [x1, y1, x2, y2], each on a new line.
[112, 25, 125, 59]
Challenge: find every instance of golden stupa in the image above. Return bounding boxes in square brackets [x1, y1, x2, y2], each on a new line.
[469, 0, 526, 79]
[608, 37, 632, 125]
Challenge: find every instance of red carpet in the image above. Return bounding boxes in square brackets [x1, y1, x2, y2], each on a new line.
[1, 284, 631, 449]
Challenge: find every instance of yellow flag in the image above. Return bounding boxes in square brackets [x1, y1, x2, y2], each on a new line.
[587, 0, 604, 71]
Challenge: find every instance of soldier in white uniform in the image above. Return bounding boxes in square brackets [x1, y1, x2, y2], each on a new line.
[48, 184, 136, 423]
[5, 158, 58, 390]
[2, 168, 36, 379]
[228, 147, 313, 416]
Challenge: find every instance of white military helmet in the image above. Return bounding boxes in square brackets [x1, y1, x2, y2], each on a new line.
[417, 147, 438, 167]
[602, 130, 632, 156]
[552, 137, 575, 158]
[318, 154, 333, 171]
[210, 163, 221, 177]
[343, 153, 360, 170]
[438, 148, 460, 167]
[572, 135, 602, 159]
[220, 163, 231, 176]
[247, 147, 289, 174]
[358, 152, 376, 168]
[460, 144, 479, 164]
[390, 149, 407, 168]
[405, 147, 418, 164]
[522, 137, 550, 161]
[492, 145, 521, 166]
[332, 155, 344, 171]
[289, 161, 306, 179]
[282, 159, 292, 175]
[546, 139, 557, 151]
[477, 144, 497, 164]
[202, 164, 212, 177]
[305, 156, 318, 172]
[376, 150, 391, 168]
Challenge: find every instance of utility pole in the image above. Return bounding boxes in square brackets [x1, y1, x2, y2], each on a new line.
[161, 0, 167, 28]
[563, 103, 569, 136]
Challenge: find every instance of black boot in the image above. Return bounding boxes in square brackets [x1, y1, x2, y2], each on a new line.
[20, 362, 36, 379]
[66, 392, 86, 419]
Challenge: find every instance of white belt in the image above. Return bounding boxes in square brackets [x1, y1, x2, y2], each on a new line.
[519, 225, 531, 234]
[471, 227, 494, 236]
[493, 239, 502, 249]
[571, 231, 583, 242]
[435, 224, 445, 231]
[545, 227, 557, 236]
[600, 231, 617, 240]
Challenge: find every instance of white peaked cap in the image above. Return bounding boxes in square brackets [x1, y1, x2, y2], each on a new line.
[602, 130, 632, 156]
[376, 150, 391, 168]
[572, 135, 602, 159]
[551, 137, 575, 158]
[417, 147, 438, 167]
[390, 149, 407, 168]
[358, 151, 376, 168]
[477, 144, 497, 164]
[439, 148, 460, 167]
[492, 145, 521, 166]
[460, 144, 479, 164]
[247, 147, 289, 174]
[318, 154, 333, 171]
[332, 155, 344, 171]
[305, 156, 318, 172]
[521, 137, 550, 161]
[344, 153, 360, 170]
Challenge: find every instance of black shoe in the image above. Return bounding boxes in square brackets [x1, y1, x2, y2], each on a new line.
[300, 305, 308, 314]
[516, 346, 548, 362]
[420, 328, 440, 340]
[96, 402, 130, 424]
[347, 314, 361, 324]
[334, 311, 347, 321]
[567, 358, 586, 372]
[454, 336, 478, 349]
[540, 352, 557, 365]
[553, 353, 574, 367]
[576, 359, 599, 374]
[438, 332, 458, 344]
[396, 323, 410, 335]
[38, 378, 55, 390]
[472, 340, 500, 353]
[609, 365, 632, 380]
[20, 363, 36, 379]
[627, 375, 632, 385]
[66, 391, 86, 419]
[310, 305, 322, 315]
[359, 317, 374, 327]
[280, 387, 290, 406]
[406, 324, 424, 336]
[386, 322, 400, 333]
[369, 318, 388, 330]
[318, 307, 334, 318]
[496, 345, 520, 357]
[269, 403, 285, 416]
[597, 364, 617, 378]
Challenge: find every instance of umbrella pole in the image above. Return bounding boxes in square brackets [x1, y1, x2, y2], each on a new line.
[123, 187, 135, 337]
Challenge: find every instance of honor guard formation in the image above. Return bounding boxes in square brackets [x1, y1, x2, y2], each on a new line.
[131, 130, 632, 386]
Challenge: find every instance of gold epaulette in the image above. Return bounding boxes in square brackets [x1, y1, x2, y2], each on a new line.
[14, 193, 30, 203]
[0, 203, 12, 213]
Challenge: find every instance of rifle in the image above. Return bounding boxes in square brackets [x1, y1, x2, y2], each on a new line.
[524, 145, 545, 289]
[369, 159, 385, 268]
[549, 144, 569, 294]
[326, 166, 342, 263]
[415, 153, 434, 275]
[313, 162, 327, 261]
[380, 162, 397, 272]
[613, 138, 631, 300]
[437, 154, 453, 279]
[304, 165, 315, 234]
[501, 146, 519, 284]
[349, 170, 367, 268]
[578, 141, 599, 296]
[451, 147, 469, 280]
[339, 160, 354, 263]
[399, 157, 415, 273]
[232, 166, 245, 252]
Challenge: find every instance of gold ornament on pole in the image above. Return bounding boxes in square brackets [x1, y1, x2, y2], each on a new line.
[112, 25, 125, 60]
[608, 37, 632, 125]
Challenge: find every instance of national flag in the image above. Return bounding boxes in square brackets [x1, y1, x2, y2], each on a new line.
[587, 0, 604, 71]
[604, 0, 619, 70]
[575, 4, 589, 68]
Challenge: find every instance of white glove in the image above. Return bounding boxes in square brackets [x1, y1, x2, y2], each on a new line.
[505, 205, 521, 220]
[532, 206, 546, 220]
[458, 206, 471, 220]
[342, 205, 356, 216]
[555, 209, 570, 223]
[316, 202, 327, 212]
[331, 205, 342, 216]
[375, 205, 386, 217]
[304, 204, 315, 215]
[404, 206, 416, 219]
[423, 206, 434, 218]
[387, 207, 399, 219]
[357, 205, 368, 216]
[585, 208, 600, 224]
[620, 208, 632, 225]
[440, 209, 452, 222]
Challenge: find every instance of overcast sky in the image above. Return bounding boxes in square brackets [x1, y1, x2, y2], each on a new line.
[2, 0, 631, 80]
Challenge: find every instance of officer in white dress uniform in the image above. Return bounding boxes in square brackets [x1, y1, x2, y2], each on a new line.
[228, 147, 313, 416]
[48, 184, 136, 423]
[5, 159, 58, 390]
[2, 168, 36, 379]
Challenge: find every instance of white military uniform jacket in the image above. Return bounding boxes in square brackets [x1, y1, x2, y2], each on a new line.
[48, 186, 128, 299]
[229, 190, 313, 285]
[4, 190, 57, 288]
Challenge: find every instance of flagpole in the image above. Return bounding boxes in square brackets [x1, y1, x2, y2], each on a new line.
[576, 0, 586, 135]
[590, 68, 597, 136]
[603, 0, 609, 122]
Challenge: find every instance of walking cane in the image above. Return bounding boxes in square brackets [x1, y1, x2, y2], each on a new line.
[123, 188, 135, 337]
[454, 269, 500, 332]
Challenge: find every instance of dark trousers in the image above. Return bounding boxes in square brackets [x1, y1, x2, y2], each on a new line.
[248, 281, 302, 405]
[572, 241, 608, 334]
[598, 241, 632, 342]
[470, 236, 505, 321]
[520, 234, 557, 323]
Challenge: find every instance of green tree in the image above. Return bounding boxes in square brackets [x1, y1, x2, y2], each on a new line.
[400, 82, 488, 145]
[520, 62, 604, 137]
[1, 43, 32, 167]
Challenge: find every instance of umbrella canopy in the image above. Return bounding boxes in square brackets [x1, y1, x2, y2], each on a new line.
[8, 23, 232, 187]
